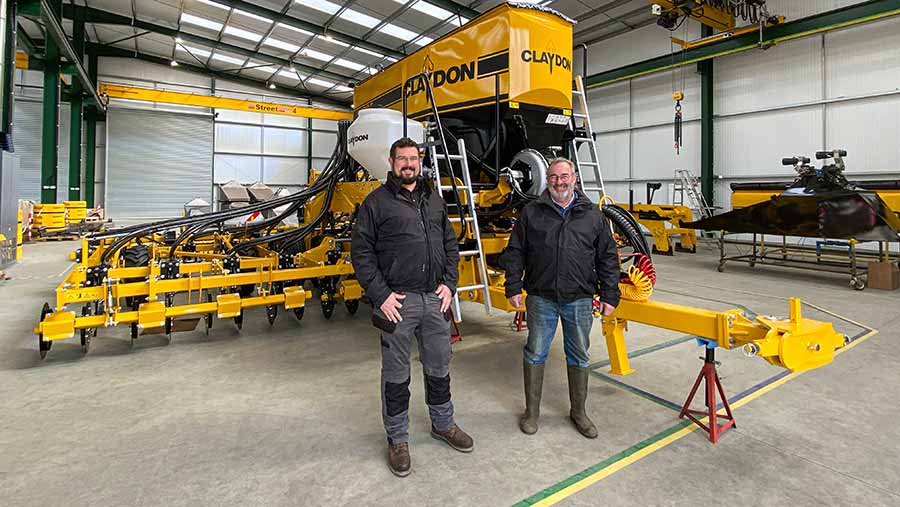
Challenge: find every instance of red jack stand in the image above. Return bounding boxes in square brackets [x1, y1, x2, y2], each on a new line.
[450, 319, 462, 345]
[679, 344, 736, 443]
[512, 311, 527, 332]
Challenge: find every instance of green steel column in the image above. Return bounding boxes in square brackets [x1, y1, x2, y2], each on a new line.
[84, 108, 96, 207]
[699, 25, 714, 207]
[83, 47, 98, 207]
[1, 0, 17, 151]
[68, 10, 85, 201]
[40, 30, 60, 202]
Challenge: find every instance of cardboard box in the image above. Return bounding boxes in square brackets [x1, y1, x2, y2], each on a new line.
[868, 261, 900, 290]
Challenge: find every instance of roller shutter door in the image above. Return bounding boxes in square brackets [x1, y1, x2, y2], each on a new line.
[12, 98, 71, 202]
[105, 108, 213, 220]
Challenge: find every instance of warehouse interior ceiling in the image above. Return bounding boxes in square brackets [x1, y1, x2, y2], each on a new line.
[16, 0, 655, 104]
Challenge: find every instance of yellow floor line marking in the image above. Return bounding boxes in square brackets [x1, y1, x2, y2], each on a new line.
[528, 325, 878, 507]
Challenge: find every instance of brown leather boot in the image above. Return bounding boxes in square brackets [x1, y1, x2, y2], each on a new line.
[388, 442, 411, 477]
[431, 424, 474, 453]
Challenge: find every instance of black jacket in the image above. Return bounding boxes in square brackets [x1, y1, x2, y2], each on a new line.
[501, 190, 621, 306]
[351, 173, 459, 308]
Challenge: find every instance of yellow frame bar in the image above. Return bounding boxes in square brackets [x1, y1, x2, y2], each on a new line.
[98, 84, 352, 121]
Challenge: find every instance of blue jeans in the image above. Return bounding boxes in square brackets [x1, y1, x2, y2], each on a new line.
[524, 295, 593, 368]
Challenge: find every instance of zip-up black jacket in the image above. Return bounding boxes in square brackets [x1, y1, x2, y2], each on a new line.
[351, 173, 459, 309]
[501, 190, 621, 306]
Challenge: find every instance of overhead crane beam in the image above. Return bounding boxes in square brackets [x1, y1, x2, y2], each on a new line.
[650, 1, 735, 31]
[98, 84, 352, 121]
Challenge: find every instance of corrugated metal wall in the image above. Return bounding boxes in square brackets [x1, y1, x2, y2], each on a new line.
[212, 89, 339, 202]
[585, 64, 702, 205]
[105, 108, 213, 220]
[585, 14, 900, 211]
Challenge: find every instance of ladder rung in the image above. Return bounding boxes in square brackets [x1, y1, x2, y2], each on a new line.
[572, 89, 583, 95]
[439, 185, 470, 191]
[579, 162, 598, 166]
[435, 154, 464, 161]
[573, 113, 587, 118]
[457, 284, 486, 292]
[459, 250, 481, 257]
[448, 217, 476, 223]
[574, 137, 593, 143]
[582, 186, 604, 192]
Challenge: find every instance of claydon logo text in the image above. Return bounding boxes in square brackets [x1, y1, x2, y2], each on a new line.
[406, 59, 476, 98]
[520, 50, 570, 74]
[348, 134, 369, 146]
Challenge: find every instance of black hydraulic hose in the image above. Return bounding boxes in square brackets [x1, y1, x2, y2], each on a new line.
[227, 128, 349, 237]
[100, 183, 328, 263]
[109, 122, 354, 262]
[101, 161, 336, 262]
[230, 168, 341, 255]
[602, 204, 651, 259]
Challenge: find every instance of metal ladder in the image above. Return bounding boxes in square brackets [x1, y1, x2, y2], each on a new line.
[673, 169, 713, 219]
[400, 70, 492, 322]
[569, 75, 606, 202]
[426, 133, 493, 321]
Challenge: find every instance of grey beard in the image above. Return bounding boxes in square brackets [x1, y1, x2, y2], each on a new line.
[549, 188, 573, 203]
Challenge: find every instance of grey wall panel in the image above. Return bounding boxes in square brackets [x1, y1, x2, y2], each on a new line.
[263, 127, 306, 156]
[591, 131, 630, 182]
[586, 80, 629, 132]
[263, 157, 308, 185]
[631, 122, 701, 185]
[715, 107, 823, 179]
[631, 71, 701, 127]
[311, 131, 337, 158]
[715, 37, 822, 115]
[825, 16, 900, 99]
[106, 108, 213, 219]
[213, 154, 262, 183]
[826, 96, 900, 175]
[215, 123, 261, 153]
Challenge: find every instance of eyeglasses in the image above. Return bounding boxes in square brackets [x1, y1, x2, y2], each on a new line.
[548, 173, 574, 182]
[393, 155, 420, 163]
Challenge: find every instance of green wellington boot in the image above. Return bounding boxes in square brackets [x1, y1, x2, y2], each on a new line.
[520, 362, 544, 435]
[567, 365, 598, 439]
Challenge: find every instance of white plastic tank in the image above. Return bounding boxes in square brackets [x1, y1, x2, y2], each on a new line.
[347, 108, 425, 181]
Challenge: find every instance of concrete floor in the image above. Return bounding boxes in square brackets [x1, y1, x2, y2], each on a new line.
[1, 240, 898, 506]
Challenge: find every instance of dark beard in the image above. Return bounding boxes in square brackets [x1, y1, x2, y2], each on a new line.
[399, 167, 417, 185]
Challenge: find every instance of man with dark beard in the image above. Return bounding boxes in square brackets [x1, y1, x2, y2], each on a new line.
[501, 158, 620, 438]
[352, 137, 473, 477]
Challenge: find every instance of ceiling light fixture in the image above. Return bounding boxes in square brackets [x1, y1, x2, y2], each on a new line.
[268, 82, 277, 90]
[170, 60, 179, 66]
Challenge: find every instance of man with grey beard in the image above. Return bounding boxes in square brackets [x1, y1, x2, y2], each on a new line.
[500, 158, 621, 438]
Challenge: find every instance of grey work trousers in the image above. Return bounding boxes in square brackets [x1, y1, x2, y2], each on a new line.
[379, 292, 454, 445]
